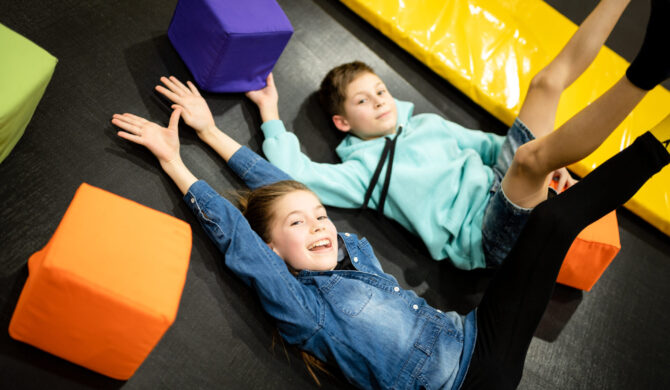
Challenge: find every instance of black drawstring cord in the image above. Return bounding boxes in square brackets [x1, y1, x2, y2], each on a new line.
[362, 139, 391, 209]
[361, 126, 403, 215]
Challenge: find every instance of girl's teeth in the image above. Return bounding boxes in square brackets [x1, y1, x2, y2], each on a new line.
[309, 239, 330, 250]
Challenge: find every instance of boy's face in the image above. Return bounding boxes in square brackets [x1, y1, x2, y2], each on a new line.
[268, 190, 339, 272]
[333, 72, 398, 140]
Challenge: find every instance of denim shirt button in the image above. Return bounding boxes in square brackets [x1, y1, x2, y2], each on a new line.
[344, 233, 350, 237]
[412, 304, 419, 310]
[353, 257, 358, 263]
[437, 309, 442, 313]
[190, 197, 195, 204]
[393, 287, 400, 292]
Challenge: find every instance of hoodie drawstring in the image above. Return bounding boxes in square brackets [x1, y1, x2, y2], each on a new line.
[362, 126, 403, 215]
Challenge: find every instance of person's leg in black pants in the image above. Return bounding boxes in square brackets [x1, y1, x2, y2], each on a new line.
[461, 131, 670, 389]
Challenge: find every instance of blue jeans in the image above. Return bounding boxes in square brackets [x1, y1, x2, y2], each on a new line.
[481, 118, 536, 267]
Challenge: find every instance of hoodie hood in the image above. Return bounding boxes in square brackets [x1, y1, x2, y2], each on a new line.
[335, 99, 414, 159]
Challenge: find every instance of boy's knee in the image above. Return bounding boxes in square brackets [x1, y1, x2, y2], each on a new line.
[529, 67, 567, 96]
[511, 141, 547, 178]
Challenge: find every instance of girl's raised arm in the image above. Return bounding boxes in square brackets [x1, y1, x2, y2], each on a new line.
[112, 108, 197, 195]
[155, 75, 293, 189]
[113, 108, 319, 337]
[156, 76, 242, 162]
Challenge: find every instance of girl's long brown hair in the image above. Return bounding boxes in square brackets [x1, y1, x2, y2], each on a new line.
[237, 180, 333, 385]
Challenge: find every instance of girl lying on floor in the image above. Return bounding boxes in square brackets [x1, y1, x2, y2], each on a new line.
[112, 80, 669, 387]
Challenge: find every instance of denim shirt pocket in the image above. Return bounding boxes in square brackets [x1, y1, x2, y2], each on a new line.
[318, 274, 373, 317]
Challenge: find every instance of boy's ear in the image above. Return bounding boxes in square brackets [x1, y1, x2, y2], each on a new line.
[332, 115, 351, 133]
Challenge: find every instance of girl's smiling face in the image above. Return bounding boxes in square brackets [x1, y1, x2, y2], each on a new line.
[267, 190, 339, 272]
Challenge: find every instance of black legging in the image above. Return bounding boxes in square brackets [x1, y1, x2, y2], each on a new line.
[461, 132, 670, 389]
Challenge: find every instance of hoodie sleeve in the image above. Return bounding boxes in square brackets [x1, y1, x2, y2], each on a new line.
[261, 120, 369, 208]
[447, 120, 505, 166]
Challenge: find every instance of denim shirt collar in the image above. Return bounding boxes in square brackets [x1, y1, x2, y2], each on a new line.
[296, 232, 388, 279]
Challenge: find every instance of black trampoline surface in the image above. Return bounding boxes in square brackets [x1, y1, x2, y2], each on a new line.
[1, 0, 669, 389]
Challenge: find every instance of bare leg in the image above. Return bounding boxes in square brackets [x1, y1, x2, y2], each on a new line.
[504, 78, 647, 207]
[502, 0, 658, 208]
[517, 0, 632, 138]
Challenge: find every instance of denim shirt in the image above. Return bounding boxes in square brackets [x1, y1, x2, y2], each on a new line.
[184, 147, 477, 390]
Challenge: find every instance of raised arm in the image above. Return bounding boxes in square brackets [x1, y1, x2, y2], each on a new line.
[155, 75, 292, 188]
[260, 119, 369, 208]
[112, 109, 319, 336]
[245, 75, 370, 208]
[156, 76, 241, 162]
[245, 72, 280, 123]
[112, 108, 197, 195]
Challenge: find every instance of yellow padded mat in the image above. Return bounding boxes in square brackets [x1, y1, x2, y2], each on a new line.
[340, 0, 670, 236]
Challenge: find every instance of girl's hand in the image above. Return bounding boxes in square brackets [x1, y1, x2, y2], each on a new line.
[551, 167, 578, 192]
[112, 108, 183, 168]
[155, 76, 216, 139]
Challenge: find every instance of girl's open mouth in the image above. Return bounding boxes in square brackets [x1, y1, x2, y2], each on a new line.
[308, 238, 332, 251]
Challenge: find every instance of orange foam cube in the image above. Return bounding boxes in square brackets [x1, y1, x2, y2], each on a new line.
[556, 210, 621, 291]
[9, 183, 192, 380]
[550, 180, 621, 291]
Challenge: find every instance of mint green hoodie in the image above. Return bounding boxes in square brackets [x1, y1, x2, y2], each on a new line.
[261, 100, 504, 270]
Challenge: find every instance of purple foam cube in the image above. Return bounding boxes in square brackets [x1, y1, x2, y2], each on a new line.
[168, 0, 293, 92]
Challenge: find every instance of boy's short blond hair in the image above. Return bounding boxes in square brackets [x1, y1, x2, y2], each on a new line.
[318, 61, 375, 116]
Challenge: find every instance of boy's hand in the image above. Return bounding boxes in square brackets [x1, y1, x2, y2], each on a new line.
[155, 76, 216, 139]
[112, 109, 183, 168]
[245, 73, 280, 122]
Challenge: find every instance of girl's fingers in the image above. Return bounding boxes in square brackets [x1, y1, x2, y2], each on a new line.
[156, 85, 181, 103]
[186, 80, 201, 96]
[111, 115, 134, 128]
[168, 107, 182, 129]
[112, 118, 141, 135]
[169, 76, 191, 94]
[160, 76, 184, 95]
[116, 130, 142, 144]
[171, 104, 185, 113]
[116, 112, 147, 124]
[111, 114, 149, 134]
[557, 175, 568, 191]
[568, 177, 578, 187]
